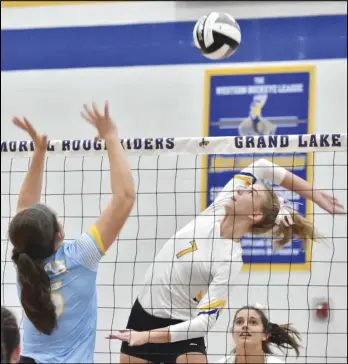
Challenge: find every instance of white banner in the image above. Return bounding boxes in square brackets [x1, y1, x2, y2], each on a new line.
[1, 133, 347, 157]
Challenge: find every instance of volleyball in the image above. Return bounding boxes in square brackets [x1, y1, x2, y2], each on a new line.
[193, 12, 241, 60]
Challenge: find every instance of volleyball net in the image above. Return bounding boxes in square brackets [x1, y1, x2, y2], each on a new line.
[1, 133, 347, 363]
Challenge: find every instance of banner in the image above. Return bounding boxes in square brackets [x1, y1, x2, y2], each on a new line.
[202, 65, 316, 271]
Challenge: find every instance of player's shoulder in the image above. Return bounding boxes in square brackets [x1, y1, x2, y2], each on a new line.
[175, 215, 214, 240]
[52, 238, 85, 266]
[43, 242, 72, 276]
[62, 228, 104, 255]
[56, 240, 78, 261]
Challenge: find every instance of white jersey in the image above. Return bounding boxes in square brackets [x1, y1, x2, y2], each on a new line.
[138, 159, 286, 342]
[216, 353, 284, 363]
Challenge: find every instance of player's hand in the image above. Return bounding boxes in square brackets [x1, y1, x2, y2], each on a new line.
[313, 190, 345, 214]
[12, 117, 48, 152]
[107, 330, 149, 346]
[81, 101, 117, 140]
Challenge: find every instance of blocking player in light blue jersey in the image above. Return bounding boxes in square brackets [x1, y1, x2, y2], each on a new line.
[8, 102, 135, 363]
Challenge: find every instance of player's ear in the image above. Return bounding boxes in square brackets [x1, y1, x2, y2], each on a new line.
[248, 212, 263, 224]
[56, 231, 64, 241]
[262, 332, 269, 342]
[55, 219, 65, 241]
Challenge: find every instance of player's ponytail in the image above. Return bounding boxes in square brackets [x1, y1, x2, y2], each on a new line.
[9, 204, 60, 336]
[274, 209, 322, 247]
[266, 322, 301, 357]
[13, 251, 57, 335]
[253, 185, 322, 248]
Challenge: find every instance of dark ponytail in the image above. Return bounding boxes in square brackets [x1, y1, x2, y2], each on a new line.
[265, 322, 301, 357]
[13, 251, 57, 335]
[9, 204, 60, 336]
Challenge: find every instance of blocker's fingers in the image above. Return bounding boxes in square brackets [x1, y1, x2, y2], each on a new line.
[23, 118, 38, 137]
[104, 101, 110, 119]
[81, 112, 96, 126]
[12, 117, 28, 131]
[83, 104, 95, 121]
[92, 102, 102, 119]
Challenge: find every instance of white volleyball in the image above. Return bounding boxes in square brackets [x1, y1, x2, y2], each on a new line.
[193, 12, 241, 60]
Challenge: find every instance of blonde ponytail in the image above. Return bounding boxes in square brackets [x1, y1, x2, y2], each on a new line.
[274, 209, 322, 247]
[253, 186, 322, 248]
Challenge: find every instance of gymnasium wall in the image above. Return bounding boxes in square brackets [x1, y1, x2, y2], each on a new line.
[1, 1, 347, 363]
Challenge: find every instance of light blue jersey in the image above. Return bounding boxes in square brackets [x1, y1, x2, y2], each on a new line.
[17, 225, 105, 363]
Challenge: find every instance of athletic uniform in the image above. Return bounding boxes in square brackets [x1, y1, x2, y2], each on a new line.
[216, 353, 284, 363]
[17, 226, 104, 363]
[121, 159, 286, 363]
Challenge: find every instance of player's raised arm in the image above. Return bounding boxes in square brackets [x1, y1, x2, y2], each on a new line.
[81, 102, 135, 252]
[12, 117, 48, 213]
[212, 158, 345, 216]
[244, 158, 345, 215]
[7, 103, 135, 362]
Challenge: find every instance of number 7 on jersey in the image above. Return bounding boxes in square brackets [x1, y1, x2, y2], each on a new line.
[176, 240, 198, 259]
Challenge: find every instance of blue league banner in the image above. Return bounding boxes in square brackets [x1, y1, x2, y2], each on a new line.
[202, 66, 316, 271]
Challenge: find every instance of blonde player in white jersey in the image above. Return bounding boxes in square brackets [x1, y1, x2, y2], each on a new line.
[215, 304, 300, 363]
[111, 158, 345, 363]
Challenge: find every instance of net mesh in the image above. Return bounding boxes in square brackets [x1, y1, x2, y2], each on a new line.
[1, 134, 347, 363]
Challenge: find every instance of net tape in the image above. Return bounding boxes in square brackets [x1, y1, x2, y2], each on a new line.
[1, 133, 347, 157]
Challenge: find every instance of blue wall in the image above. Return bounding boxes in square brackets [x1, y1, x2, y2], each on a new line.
[1, 15, 347, 71]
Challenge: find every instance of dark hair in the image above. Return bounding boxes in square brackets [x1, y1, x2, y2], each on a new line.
[233, 306, 301, 357]
[1, 306, 20, 363]
[9, 204, 60, 336]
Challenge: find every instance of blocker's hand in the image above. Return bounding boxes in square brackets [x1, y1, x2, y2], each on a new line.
[12, 117, 48, 152]
[81, 101, 117, 140]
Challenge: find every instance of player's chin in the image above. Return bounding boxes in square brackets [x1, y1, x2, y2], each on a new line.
[235, 335, 253, 345]
[224, 200, 236, 214]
